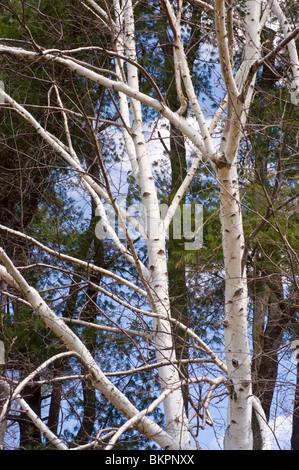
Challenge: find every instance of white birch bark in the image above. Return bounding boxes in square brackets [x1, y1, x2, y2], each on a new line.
[219, 163, 253, 450]
[271, 0, 299, 104]
[117, 0, 190, 444]
[218, 0, 262, 450]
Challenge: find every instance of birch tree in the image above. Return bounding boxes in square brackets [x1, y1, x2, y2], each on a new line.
[0, 0, 298, 450]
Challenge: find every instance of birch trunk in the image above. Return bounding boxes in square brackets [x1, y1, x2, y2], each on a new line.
[147, 233, 190, 444]
[218, 0, 262, 449]
[117, 0, 190, 444]
[219, 163, 252, 450]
